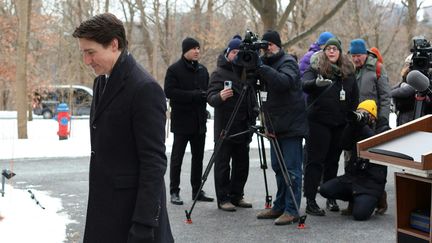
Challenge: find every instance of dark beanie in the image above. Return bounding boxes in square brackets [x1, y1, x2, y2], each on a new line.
[262, 30, 281, 48]
[226, 38, 242, 54]
[182, 37, 200, 54]
[349, 39, 368, 54]
[324, 38, 342, 51]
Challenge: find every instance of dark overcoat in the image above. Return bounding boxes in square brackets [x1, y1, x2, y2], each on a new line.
[84, 51, 173, 243]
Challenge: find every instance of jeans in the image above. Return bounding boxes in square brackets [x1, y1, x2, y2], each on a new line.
[270, 136, 303, 216]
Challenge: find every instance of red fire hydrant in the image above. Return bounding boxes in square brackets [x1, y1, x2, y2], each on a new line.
[56, 103, 70, 140]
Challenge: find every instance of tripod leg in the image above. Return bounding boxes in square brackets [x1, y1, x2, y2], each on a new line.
[256, 131, 272, 208]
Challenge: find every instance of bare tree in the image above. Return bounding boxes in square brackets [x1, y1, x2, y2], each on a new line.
[16, 0, 31, 138]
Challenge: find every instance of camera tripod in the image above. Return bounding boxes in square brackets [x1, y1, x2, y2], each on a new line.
[184, 69, 307, 228]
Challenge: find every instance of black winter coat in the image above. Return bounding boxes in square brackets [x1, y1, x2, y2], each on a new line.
[207, 54, 257, 143]
[339, 122, 389, 199]
[85, 51, 173, 243]
[257, 50, 308, 138]
[302, 63, 359, 127]
[164, 56, 209, 134]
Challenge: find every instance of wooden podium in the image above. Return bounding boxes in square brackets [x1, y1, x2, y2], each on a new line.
[358, 115, 432, 242]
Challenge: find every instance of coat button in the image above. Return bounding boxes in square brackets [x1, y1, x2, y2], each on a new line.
[92, 124, 96, 129]
[91, 151, 95, 156]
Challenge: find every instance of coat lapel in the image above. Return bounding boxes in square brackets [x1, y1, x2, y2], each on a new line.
[91, 51, 133, 123]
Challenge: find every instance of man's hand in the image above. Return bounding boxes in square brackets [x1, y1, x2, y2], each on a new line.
[220, 87, 233, 101]
[315, 74, 333, 87]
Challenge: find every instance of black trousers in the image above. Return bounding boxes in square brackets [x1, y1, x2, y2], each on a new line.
[169, 133, 205, 195]
[304, 121, 344, 200]
[213, 140, 250, 203]
[320, 176, 378, 220]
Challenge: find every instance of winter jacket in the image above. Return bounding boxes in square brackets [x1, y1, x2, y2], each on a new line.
[207, 54, 257, 143]
[391, 81, 416, 125]
[302, 53, 359, 127]
[164, 56, 209, 134]
[339, 121, 389, 199]
[355, 54, 391, 126]
[299, 42, 321, 77]
[257, 50, 308, 138]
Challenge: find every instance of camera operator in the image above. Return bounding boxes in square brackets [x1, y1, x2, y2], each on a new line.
[207, 36, 257, 212]
[302, 38, 359, 216]
[320, 100, 389, 221]
[255, 30, 308, 225]
[391, 54, 416, 126]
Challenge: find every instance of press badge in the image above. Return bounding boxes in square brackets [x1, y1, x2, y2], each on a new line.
[340, 88, 345, 101]
[260, 91, 268, 102]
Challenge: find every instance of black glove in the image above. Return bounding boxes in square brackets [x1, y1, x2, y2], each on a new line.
[127, 223, 154, 243]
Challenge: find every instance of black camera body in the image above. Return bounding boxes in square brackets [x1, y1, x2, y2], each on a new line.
[235, 30, 268, 69]
[410, 37, 432, 76]
[346, 111, 373, 125]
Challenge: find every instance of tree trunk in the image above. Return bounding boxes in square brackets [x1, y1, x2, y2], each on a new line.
[16, 0, 31, 139]
[406, 0, 418, 48]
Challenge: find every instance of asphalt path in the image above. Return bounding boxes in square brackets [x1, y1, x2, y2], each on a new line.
[1, 149, 398, 243]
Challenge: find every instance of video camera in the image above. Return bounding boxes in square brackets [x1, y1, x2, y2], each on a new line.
[410, 37, 432, 76]
[235, 30, 268, 69]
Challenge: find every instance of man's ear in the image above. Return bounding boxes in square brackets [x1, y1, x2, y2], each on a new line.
[110, 38, 119, 51]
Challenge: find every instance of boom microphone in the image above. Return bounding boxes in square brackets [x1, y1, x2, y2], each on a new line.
[407, 70, 430, 92]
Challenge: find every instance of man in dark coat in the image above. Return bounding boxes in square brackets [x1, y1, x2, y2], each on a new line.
[73, 13, 173, 243]
[164, 37, 214, 205]
[207, 36, 257, 211]
[255, 30, 308, 225]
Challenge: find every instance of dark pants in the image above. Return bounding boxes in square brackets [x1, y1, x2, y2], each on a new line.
[304, 121, 343, 200]
[169, 133, 205, 195]
[320, 176, 378, 221]
[214, 140, 250, 203]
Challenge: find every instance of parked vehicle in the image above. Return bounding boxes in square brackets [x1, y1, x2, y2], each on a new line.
[32, 85, 93, 119]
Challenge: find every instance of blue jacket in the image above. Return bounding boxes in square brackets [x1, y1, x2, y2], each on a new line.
[299, 42, 321, 77]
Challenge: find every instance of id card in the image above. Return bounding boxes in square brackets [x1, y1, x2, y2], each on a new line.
[340, 89, 345, 101]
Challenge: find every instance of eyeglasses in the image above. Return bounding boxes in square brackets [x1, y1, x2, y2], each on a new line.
[324, 47, 340, 52]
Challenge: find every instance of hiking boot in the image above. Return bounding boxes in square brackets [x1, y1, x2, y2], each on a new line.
[326, 199, 340, 212]
[218, 202, 236, 212]
[306, 199, 325, 216]
[232, 198, 252, 208]
[341, 202, 353, 216]
[375, 190, 388, 215]
[274, 213, 299, 225]
[256, 209, 283, 219]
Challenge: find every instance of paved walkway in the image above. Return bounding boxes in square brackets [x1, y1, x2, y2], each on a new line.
[167, 149, 398, 243]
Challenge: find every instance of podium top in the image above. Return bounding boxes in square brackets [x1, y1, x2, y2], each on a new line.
[369, 131, 432, 162]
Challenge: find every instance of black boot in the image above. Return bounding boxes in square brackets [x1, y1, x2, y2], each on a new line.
[326, 199, 340, 212]
[306, 199, 325, 216]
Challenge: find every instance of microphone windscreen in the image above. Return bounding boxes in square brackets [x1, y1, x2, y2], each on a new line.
[407, 70, 430, 92]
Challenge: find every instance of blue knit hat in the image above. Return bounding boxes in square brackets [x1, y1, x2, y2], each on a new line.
[226, 38, 242, 54]
[349, 39, 368, 54]
[317, 31, 335, 46]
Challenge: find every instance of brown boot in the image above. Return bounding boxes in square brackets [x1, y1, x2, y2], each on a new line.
[274, 213, 299, 225]
[375, 191, 388, 215]
[256, 209, 283, 219]
[341, 202, 353, 216]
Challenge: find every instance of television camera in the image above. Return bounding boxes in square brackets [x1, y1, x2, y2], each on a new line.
[410, 37, 432, 77]
[235, 30, 268, 69]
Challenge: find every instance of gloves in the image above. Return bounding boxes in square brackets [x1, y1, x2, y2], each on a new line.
[127, 223, 154, 243]
[315, 74, 333, 87]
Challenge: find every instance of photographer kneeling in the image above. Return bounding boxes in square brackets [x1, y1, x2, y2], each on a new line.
[319, 100, 389, 221]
